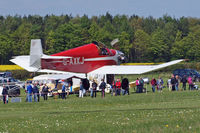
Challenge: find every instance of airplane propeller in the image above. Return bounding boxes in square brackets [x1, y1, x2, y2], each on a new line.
[111, 38, 127, 63]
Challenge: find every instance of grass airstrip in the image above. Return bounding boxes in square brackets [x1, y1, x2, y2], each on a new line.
[1, 86, 200, 132]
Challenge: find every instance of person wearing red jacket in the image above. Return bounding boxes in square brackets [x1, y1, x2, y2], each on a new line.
[115, 79, 121, 96]
[151, 78, 157, 92]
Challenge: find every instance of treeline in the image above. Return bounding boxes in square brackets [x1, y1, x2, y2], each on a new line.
[0, 13, 200, 64]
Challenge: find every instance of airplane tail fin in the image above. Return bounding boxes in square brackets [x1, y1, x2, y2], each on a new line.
[29, 39, 43, 69]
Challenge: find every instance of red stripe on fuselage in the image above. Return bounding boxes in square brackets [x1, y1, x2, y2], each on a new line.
[41, 59, 117, 73]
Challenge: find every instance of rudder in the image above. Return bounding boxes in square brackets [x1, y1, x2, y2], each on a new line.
[30, 39, 43, 69]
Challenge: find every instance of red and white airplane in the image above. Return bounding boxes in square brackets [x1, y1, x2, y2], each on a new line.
[10, 39, 183, 75]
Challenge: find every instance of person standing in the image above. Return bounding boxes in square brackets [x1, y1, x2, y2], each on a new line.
[115, 79, 121, 95]
[99, 79, 106, 98]
[39, 83, 44, 99]
[91, 80, 97, 98]
[111, 79, 116, 96]
[151, 78, 157, 92]
[27, 82, 33, 102]
[122, 78, 129, 95]
[171, 75, 176, 91]
[188, 76, 193, 90]
[139, 78, 144, 93]
[135, 78, 139, 93]
[42, 84, 49, 100]
[181, 75, 187, 91]
[36, 83, 40, 102]
[2, 85, 8, 104]
[157, 77, 164, 92]
[66, 82, 70, 97]
[167, 77, 172, 91]
[79, 81, 84, 98]
[62, 83, 66, 99]
[82, 78, 90, 96]
[175, 75, 179, 91]
[33, 83, 39, 102]
[25, 82, 28, 102]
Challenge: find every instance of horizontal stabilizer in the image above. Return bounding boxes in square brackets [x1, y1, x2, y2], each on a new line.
[10, 56, 38, 72]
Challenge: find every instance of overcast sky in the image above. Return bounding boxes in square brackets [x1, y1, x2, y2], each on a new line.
[0, 0, 199, 18]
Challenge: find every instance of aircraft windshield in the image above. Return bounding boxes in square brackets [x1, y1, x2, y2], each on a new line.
[93, 41, 113, 56]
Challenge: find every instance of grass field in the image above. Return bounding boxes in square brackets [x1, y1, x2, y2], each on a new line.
[0, 86, 200, 133]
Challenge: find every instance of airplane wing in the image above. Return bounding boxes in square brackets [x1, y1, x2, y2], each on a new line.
[89, 59, 184, 75]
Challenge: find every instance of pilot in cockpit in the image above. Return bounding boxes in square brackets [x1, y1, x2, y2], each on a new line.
[92, 41, 108, 55]
[101, 45, 108, 55]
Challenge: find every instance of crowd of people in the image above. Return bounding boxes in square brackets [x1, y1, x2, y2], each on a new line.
[24, 80, 75, 103]
[26, 82, 49, 102]
[2, 74, 199, 104]
[150, 77, 164, 92]
[79, 78, 130, 99]
[150, 74, 198, 92]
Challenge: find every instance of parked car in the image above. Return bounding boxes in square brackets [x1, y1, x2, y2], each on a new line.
[0, 84, 20, 97]
[0, 77, 25, 89]
[0, 72, 12, 78]
[173, 69, 200, 81]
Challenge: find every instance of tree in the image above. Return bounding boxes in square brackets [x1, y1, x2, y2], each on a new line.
[88, 21, 101, 42]
[0, 34, 13, 64]
[118, 32, 131, 59]
[11, 23, 32, 55]
[185, 31, 200, 61]
[132, 30, 150, 62]
[149, 29, 170, 62]
[80, 15, 91, 29]
[177, 17, 189, 36]
[142, 16, 157, 34]
[171, 31, 184, 59]
[46, 23, 84, 54]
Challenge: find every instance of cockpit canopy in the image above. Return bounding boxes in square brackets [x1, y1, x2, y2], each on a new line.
[92, 41, 115, 56]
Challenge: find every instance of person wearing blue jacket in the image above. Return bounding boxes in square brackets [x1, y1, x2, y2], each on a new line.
[62, 84, 66, 99]
[27, 83, 33, 102]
